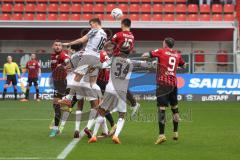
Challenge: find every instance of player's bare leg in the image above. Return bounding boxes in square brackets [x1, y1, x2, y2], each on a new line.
[171, 105, 180, 140]
[34, 85, 40, 102]
[155, 106, 167, 144]
[112, 112, 126, 144]
[74, 98, 84, 138]
[127, 90, 140, 118]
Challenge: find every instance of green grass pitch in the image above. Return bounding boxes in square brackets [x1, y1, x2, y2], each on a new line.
[0, 100, 239, 160]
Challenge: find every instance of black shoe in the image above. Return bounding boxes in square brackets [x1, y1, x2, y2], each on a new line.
[84, 128, 92, 139]
[73, 131, 80, 138]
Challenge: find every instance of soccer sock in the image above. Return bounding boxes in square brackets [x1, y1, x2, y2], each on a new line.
[101, 118, 109, 134]
[114, 118, 125, 137]
[14, 89, 17, 100]
[3, 88, 7, 99]
[86, 109, 97, 129]
[71, 95, 77, 107]
[92, 115, 104, 136]
[158, 109, 166, 135]
[60, 111, 70, 127]
[54, 104, 61, 127]
[171, 108, 179, 132]
[75, 110, 82, 131]
[25, 88, 30, 99]
[105, 112, 115, 127]
[127, 90, 136, 107]
[36, 88, 39, 99]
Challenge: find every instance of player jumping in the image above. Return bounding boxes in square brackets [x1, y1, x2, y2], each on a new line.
[142, 37, 186, 144]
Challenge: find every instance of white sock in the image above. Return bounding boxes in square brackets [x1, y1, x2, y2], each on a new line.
[75, 110, 82, 131]
[101, 118, 109, 135]
[86, 109, 97, 129]
[53, 126, 58, 130]
[93, 116, 104, 136]
[60, 111, 70, 127]
[114, 118, 125, 137]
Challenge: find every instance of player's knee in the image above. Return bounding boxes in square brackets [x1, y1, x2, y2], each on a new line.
[34, 82, 38, 87]
[118, 112, 125, 119]
[158, 108, 166, 124]
[98, 107, 106, 116]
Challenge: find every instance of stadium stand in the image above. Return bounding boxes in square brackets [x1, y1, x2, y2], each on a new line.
[0, 0, 236, 21]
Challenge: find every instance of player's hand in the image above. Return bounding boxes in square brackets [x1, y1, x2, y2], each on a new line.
[62, 43, 70, 46]
[87, 65, 95, 73]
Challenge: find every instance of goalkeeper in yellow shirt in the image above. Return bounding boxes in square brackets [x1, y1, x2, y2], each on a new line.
[2, 56, 21, 100]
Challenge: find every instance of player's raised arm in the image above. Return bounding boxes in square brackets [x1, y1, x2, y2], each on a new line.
[63, 35, 88, 46]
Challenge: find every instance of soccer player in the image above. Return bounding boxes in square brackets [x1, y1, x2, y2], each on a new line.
[20, 54, 41, 102]
[142, 37, 186, 144]
[59, 18, 107, 106]
[49, 40, 70, 137]
[2, 56, 21, 100]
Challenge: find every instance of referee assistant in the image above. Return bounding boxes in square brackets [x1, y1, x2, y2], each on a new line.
[2, 56, 21, 100]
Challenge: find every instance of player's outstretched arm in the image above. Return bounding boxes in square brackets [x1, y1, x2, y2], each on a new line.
[63, 35, 88, 46]
[141, 52, 151, 59]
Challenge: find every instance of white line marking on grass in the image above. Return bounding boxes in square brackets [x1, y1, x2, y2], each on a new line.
[57, 138, 81, 160]
[3, 119, 50, 121]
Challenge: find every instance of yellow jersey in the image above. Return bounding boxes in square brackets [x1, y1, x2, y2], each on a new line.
[3, 62, 20, 77]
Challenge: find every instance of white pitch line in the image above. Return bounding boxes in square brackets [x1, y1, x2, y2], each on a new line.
[3, 119, 50, 121]
[57, 138, 81, 160]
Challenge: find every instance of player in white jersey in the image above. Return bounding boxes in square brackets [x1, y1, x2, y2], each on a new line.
[59, 18, 107, 107]
[88, 53, 153, 144]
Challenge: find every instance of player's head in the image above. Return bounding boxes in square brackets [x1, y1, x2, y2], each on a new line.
[163, 37, 175, 49]
[89, 18, 101, 29]
[31, 53, 36, 60]
[52, 40, 63, 53]
[7, 56, 12, 63]
[121, 18, 131, 30]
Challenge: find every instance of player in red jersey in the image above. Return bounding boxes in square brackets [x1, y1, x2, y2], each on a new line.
[49, 40, 71, 137]
[142, 37, 186, 144]
[20, 54, 41, 102]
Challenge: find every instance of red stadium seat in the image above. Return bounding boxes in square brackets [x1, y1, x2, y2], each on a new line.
[199, 14, 210, 21]
[176, 4, 187, 13]
[224, 14, 234, 21]
[164, 4, 174, 13]
[188, 4, 198, 13]
[82, 13, 92, 20]
[93, 4, 105, 13]
[70, 14, 81, 20]
[48, 3, 58, 13]
[212, 14, 222, 21]
[25, 0, 36, 3]
[95, 14, 104, 20]
[129, 4, 139, 13]
[36, 13, 47, 20]
[223, 4, 234, 13]
[38, 0, 48, 3]
[25, 3, 35, 13]
[163, 14, 174, 21]
[15, 0, 25, 2]
[24, 13, 34, 20]
[60, 0, 72, 3]
[2, 3, 13, 13]
[194, 50, 205, 63]
[36, 3, 47, 12]
[129, 0, 140, 3]
[200, 4, 210, 13]
[106, 4, 116, 12]
[212, 4, 222, 13]
[176, 0, 186, 3]
[48, 13, 58, 20]
[118, 3, 128, 13]
[72, 0, 82, 3]
[104, 14, 115, 21]
[129, 14, 140, 21]
[153, 4, 163, 13]
[164, 0, 175, 3]
[152, 14, 162, 21]
[82, 3, 93, 13]
[141, 14, 151, 21]
[2, 0, 14, 2]
[12, 13, 23, 20]
[141, 4, 151, 13]
[187, 14, 198, 21]
[142, 0, 152, 2]
[59, 14, 69, 21]
[49, 0, 60, 3]
[71, 4, 81, 13]
[105, 0, 117, 3]
[216, 50, 228, 63]
[176, 14, 186, 21]
[59, 3, 70, 13]
[118, 0, 129, 3]
[0, 13, 11, 20]
[13, 3, 24, 12]
[95, 0, 105, 3]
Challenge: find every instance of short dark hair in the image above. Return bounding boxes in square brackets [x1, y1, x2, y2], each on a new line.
[164, 37, 175, 48]
[121, 18, 131, 28]
[53, 39, 61, 44]
[89, 18, 101, 25]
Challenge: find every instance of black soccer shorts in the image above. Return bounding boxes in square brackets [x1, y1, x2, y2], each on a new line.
[27, 77, 38, 87]
[156, 85, 178, 107]
[6, 75, 17, 86]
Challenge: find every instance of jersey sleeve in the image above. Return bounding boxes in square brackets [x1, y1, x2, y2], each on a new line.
[111, 33, 119, 43]
[178, 54, 185, 66]
[60, 52, 70, 64]
[15, 63, 20, 75]
[86, 29, 98, 38]
[150, 49, 163, 58]
[3, 64, 6, 77]
[26, 62, 29, 69]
